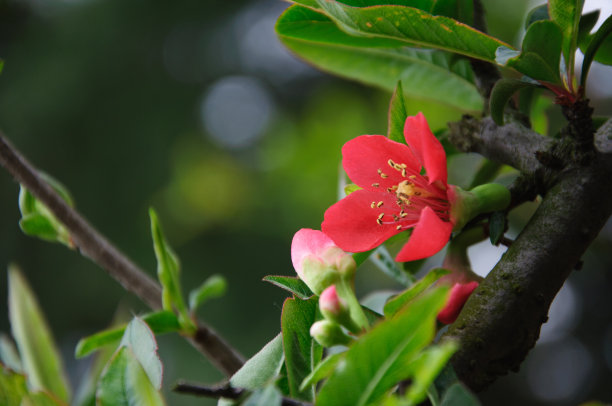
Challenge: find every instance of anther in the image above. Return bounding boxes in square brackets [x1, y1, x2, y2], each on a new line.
[396, 225, 402, 230]
[380, 172, 388, 179]
[376, 213, 384, 225]
[370, 202, 376, 208]
[372, 183, 379, 188]
[377, 201, 384, 207]
[387, 159, 396, 168]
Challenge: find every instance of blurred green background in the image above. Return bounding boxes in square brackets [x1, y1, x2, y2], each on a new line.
[0, 0, 611, 405]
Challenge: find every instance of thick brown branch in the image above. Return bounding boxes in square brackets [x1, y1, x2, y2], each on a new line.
[448, 116, 553, 176]
[444, 122, 612, 390]
[0, 131, 244, 376]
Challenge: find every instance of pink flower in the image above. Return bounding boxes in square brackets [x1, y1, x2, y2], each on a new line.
[322, 113, 456, 262]
[437, 281, 479, 325]
[291, 228, 355, 294]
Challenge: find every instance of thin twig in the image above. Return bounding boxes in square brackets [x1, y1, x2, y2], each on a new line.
[0, 131, 244, 376]
[174, 381, 312, 406]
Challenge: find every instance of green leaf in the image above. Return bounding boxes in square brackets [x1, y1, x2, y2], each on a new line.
[299, 352, 345, 391]
[369, 244, 414, 287]
[577, 10, 600, 46]
[75, 311, 181, 358]
[242, 385, 282, 406]
[489, 211, 506, 245]
[281, 297, 322, 401]
[525, 4, 549, 28]
[22, 392, 66, 406]
[387, 81, 408, 144]
[73, 339, 116, 406]
[404, 341, 458, 405]
[262, 276, 314, 300]
[497, 21, 563, 83]
[581, 14, 612, 86]
[549, 0, 584, 76]
[277, 6, 483, 112]
[0, 334, 23, 373]
[344, 183, 362, 195]
[490, 78, 539, 125]
[316, 287, 450, 406]
[0, 365, 28, 406]
[439, 383, 481, 406]
[8, 265, 72, 402]
[469, 160, 503, 189]
[149, 208, 193, 331]
[313, 0, 509, 62]
[188, 274, 227, 312]
[118, 318, 163, 390]
[289, 0, 473, 23]
[384, 268, 450, 317]
[18, 175, 73, 247]
[96, 347, 165, 406]
[229, 333, 285, 390]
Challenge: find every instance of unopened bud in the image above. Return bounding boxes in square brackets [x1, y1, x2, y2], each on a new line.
[291, 229, 355, 295]
[319, 285, 346, 319]
[437, 281, 479, 324]
[301, 257, 340, 295]
[310, 320, 352, 347]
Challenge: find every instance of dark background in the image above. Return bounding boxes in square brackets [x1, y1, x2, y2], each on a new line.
[0, 0, 610, 404]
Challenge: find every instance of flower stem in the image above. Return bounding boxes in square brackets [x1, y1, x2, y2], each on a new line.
[335, 279, 369, 333]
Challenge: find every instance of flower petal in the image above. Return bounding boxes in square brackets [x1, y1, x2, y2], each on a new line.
[322, 189, 401, 252]
[291, 228, 336, 278]
[403, 113, 447, 185]
[342, 135, 420, 191]
[395, 206, 452, 262]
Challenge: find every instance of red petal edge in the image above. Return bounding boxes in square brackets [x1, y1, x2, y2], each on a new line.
[342, 135, 419, 191]
[395, 206, 452, 262]
[403, 113, 447, 185]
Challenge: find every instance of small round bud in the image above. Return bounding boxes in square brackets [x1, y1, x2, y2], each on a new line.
[310, 320, 352, 347]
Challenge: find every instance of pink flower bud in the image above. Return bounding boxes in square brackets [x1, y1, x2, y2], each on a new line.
[437, 281, 479, 325]
[319, 285, 346, 317]
[291, 229, 356, 294]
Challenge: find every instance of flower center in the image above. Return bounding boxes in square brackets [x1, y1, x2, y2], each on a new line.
[396, 179, 434, 204]
[370, 159, 450, 230]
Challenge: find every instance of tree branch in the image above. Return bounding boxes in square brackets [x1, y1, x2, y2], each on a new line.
[0, 131, 244, 376]
[174, 381, 312, 406]
[444, 121, 612, 390]
[448, 116, 553, 176]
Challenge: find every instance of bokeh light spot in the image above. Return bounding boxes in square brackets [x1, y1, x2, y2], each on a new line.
[200, 76, 274, 149]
